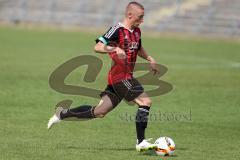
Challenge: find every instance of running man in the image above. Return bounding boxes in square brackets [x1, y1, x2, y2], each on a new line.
[48, 1, 160, 152]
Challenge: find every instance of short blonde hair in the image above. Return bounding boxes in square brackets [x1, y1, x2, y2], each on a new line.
[125, 1, 144, 16]
[127, 1, 144, 10]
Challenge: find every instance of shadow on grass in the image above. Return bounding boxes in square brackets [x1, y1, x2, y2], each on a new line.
[176, 147, 188, 150]
[65, 145, 180, 158]
[139, 150, 179, 158]
[66, 145, 135, 151]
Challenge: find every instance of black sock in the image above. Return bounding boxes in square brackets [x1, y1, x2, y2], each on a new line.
[60, 105, 95, 120]
[135, 106, 150, 144]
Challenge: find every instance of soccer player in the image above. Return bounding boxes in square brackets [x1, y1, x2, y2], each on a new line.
[48, 1, 159, 152]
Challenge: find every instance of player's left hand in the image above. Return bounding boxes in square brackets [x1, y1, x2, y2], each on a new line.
[149, 59, 160, 75]
[150, 62, 159, 75]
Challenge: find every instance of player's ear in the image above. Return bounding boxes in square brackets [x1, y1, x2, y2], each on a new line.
[128, 12, 133, 19]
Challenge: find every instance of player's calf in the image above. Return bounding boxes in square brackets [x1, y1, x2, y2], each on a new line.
[60, 105, 96, 120]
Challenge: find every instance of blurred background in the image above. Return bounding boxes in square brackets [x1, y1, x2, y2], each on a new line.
[0, 0, 240, 37]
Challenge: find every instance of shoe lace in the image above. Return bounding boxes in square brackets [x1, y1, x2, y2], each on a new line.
[137, 138, 154, 145]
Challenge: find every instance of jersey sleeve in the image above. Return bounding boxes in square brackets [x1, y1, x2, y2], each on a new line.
[95, 26, 119, 45]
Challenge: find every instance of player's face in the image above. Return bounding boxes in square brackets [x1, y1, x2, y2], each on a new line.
[132, 8, 144, 28]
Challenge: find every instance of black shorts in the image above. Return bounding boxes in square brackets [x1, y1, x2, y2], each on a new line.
[100, 78, 144, 107]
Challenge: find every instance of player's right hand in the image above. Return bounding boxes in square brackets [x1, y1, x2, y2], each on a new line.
[115, 47, 126, 59]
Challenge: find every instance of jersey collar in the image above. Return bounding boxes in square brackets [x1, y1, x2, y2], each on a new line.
[118, 22, 134, 33]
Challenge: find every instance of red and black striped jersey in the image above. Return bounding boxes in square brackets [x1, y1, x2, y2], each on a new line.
[96, 23, 142, 85]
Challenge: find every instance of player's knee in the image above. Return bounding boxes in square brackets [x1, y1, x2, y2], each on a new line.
[142, 98, 152, 107]
[96, 114, 105, 118]
[94, 110, 108, 118]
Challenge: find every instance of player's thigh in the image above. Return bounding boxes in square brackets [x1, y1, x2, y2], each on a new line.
[94, 95, 114, 117]
[133, 92, 152, 107]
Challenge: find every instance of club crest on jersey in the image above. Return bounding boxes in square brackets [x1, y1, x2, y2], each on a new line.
[134, 32, 139, 39]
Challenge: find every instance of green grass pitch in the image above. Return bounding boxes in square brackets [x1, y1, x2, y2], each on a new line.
[0, 26, 240, 160]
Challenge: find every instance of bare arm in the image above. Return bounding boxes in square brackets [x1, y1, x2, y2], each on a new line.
[138, 47, 159, 74]
[138, 47, 156, 62]
[94, 42, 126, 59]
[94, 42, 116, 54]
